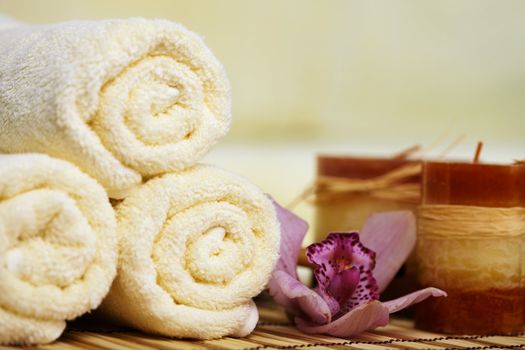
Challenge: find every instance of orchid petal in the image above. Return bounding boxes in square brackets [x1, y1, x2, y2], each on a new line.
[360, 211, 416, 292]
[295, 300, 389, 337]
[270, 270, 331, 324]
[270, 198, 308, 277]
[267, 198, 313, 315]
[383, 287, 447, 313]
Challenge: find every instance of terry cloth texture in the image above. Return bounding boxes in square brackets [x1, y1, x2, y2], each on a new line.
[0, 154, 117, 345]
[97, 165, 281, 339]
[0, 18, 231, 198]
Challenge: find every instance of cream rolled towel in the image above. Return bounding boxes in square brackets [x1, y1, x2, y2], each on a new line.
[0, 18, 231, 198]
[0, 154, 117, 345]
[97, 165, 281, 339]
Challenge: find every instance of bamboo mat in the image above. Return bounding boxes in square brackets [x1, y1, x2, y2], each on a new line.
[3, 298, 525, 350]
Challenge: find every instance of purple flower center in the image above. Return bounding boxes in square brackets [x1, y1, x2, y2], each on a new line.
[327, 266, 360, 303]
[306, 232, 379, 319]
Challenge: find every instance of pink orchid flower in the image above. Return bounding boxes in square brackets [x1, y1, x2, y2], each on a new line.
[268, 201, 446, 337]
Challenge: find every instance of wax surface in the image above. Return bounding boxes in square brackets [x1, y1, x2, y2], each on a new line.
[422, 161, 525, 207]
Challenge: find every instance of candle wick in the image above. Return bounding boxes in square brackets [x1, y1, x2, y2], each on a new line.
[473, 141, 483, 163]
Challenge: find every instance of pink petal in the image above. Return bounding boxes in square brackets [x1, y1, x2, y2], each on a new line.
[295, 300, 389, 337]
[267, 198, 319, 319]
[270, 198, 309, 277]
[270, 270, 332, 324]
[383, 287, 447, 313]
[268, 200, 332, 325]
[360, 211, 416, 293]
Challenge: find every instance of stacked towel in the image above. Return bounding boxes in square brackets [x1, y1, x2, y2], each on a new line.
[0, 17, 281, 343]
[97, 165, 280, 339]
[0, 154, 117, 345]
[0, 18, 231, 198]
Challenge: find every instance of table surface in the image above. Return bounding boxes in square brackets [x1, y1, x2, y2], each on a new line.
[3, 298, 525, 350]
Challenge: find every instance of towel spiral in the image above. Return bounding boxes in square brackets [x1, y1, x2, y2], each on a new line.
[98, 165, 281, 339]
[0, 18, 231, 198]
[90, 20, 231, 178]
[0, 154, 117, 345]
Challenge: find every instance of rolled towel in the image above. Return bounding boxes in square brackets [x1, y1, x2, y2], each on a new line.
[97, 165, 280, 339]
[0, 18, 231, 198]
[0, 154, 117, 345]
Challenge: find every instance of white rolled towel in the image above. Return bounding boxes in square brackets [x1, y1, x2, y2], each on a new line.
[0, 18, 231, 198]
[0, 154, 117, 345]
[97, 165, 281, 339]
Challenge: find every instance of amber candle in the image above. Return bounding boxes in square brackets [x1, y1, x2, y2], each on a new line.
[415, 161, 525, 334]
[315, 155, 421, 238]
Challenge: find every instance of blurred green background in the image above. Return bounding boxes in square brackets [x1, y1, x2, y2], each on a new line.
[2, 0, 524, 226]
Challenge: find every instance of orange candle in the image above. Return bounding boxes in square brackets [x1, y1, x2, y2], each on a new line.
[415, 161, 525, 334]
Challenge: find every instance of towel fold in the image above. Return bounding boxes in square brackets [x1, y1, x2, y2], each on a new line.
[97, 165, 280, 339]
[0, 18, 231, 198]
[0, 154, 117, 345]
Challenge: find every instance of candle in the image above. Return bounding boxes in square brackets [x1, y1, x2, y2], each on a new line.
[415, 161, 525, 334]
[315, 155, 421, 238]
[314, 154, 421, 301]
